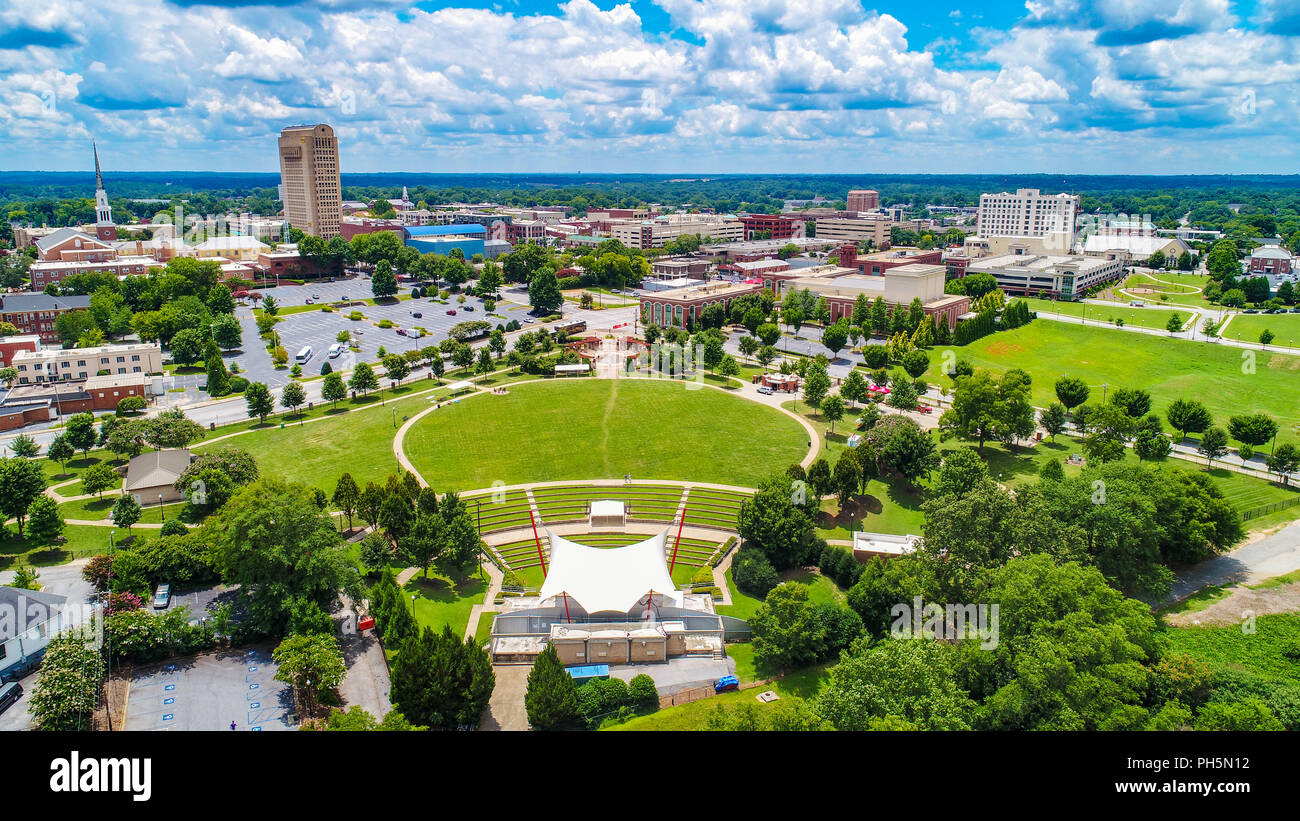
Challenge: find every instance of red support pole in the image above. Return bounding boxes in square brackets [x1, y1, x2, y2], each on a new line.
[562, 592, 571, 624]
[529, 508, 547, 576]
[669, 511, 686, 573]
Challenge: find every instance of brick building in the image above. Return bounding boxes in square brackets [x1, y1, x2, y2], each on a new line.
[0, 293, 92, 343]
[0, 374, 149, 431]
[639, 280, 765, 329]
[738, 214, 806, 241]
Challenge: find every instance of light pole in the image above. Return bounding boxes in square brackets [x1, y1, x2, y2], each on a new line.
[1102, 382, 1108, 404]
[158, 494, 165, 522]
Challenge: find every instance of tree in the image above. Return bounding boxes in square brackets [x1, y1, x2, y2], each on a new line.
[878, 419, 940, 484]
[245, 381, 274, 423]
[1198, 427, 1229, 466]
[111, 493, 142, 531]
[144, 407, 207, 449]
[802, 366, 830, 411]
[821, 322, 847, 355]
[474, 347, 494, 382]
[1109, 387, 1152, 419]
[841, 369, 867, 408]
[1265, 443, 1300, 485]
[1227, 413, 1279, 452]
[390, 625, 494, 729]
[900, 349, 930, 379]
[1166, 398, 1212, 442]
[1164, 312, 1184, 335]
[815, 638, 976, 731]
[1040, 403, 1068, 442]
[1082, 404, 1133, 464]
[1259, 328, 1275, 348]
[1133, 415, 1173, 461]
[205, 339, 230, 397]
[525, 643, 580, 730]
[0, 456, 46, 537]
[10, 433, 38, 458]
[349, 362, 379, 397]
[331, 473, 360, 531]
[29, 631, 104, 731]
[80, 462, 118, 500]
[1054, 375, 1089, 413]
[206, 478, 356, 634]
[213, 313, 242, 349]
[273, 632, 346, 717]
[383, 353, 411, 387]
[26, 495, 64, 546]
[807, 457, 833, 499]
[65, 412, 97, 458]
[169, 327, 206, 366]
[738, 334, 759, 364]
[371, 260, 398, 299]
[756, 322, 780, 347]
[750, 583, 826, 670]
[312, 372, 345, 412]
[737, 473, 817, 570]
[821, 393, 845, 433]
[46, 435, 74, 472]
[939, 369, 1033, 454]
[833, 449, 860, 513]
[278, 380, 306, 421]
[528, 270, 563, 315]
[932, 448, 989, 498]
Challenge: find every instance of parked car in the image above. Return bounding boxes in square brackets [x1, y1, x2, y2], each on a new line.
[305, 298, 313, 304]
[757, 385, 774, 395]
[0, 681, 23, 715]
[463, 305, 475, 311]
[152, 583, 171, 610]
[917, 405, 933, 414]
[714, 675, 739, 693]
[412, 311, 423, 319]
[396, 328, 406, 336]
[312, 293, 320, 299]
[446, 309, 457, 315]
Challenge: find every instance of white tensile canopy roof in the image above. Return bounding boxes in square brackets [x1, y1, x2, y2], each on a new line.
[538, 528, 678, 614]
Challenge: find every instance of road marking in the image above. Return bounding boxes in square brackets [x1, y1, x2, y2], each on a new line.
[249, 683, 259, 690]
[164, 698, 174, 705]
[164, 684, 176, 691]
[162, 713, 173, 721]
[250, 702, 260, 709]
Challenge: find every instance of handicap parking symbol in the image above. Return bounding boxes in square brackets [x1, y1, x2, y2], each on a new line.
[250, 702, 260, 709]
[162, 714, 173, 722]
[249, 683, 259, 690]
[164, 684, 176, 691]
[248, 665, 258, 672]
[164, 698, 174, 705]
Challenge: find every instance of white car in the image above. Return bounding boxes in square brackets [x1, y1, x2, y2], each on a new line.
[757, 385, 774, 395]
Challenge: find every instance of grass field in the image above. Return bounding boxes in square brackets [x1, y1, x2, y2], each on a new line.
[1107, 272, 1211, 308]
[1162, 613, 1300, 684]
[405, 379, 808, 492]
[402, 572, 489, 639]
[1026, 298, 1188, 331]
[1219, 311, 1300, 346]
[190, 386, 449, 493]
[926, 321, 1300, 445]
[0, 523, 132, 570]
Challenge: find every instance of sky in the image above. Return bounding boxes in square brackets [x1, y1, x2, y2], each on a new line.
[0, 0, 1298, 175]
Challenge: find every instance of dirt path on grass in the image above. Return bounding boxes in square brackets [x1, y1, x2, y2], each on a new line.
[1165, 580, 1300, 627]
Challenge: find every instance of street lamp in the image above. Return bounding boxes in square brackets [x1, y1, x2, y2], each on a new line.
[159, 494, 165, 522]
[1101, 383, 1108, 404]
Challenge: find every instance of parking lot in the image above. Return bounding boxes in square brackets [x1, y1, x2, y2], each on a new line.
[223, 276, 544, 387]
[123, 644, 295, 731]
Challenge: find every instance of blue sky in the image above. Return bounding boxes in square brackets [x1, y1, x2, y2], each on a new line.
[0, 0, 1297, 174]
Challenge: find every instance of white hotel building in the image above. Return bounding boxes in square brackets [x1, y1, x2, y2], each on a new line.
[970, 188, 1081, 256]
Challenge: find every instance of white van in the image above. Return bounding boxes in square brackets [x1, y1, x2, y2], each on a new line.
[295, 346, 313, 365]
[328, 344, 345, 359]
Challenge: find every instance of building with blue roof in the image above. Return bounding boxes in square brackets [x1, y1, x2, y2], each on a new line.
[404, 223, 487, 258]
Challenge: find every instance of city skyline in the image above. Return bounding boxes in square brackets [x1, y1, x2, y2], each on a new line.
[0, 0, 1297, 174]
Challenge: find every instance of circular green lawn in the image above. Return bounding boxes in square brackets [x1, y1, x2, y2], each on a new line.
[403, 378, 808, 491]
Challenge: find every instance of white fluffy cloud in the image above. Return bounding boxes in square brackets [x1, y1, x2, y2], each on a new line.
[0, 0, 1294, 172]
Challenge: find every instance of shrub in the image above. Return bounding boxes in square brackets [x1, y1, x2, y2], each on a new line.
[160, 519, 189, 537]
[733, 545, 779, 598]
[228, 376, 250, 393]
[628, 674, 659, 712]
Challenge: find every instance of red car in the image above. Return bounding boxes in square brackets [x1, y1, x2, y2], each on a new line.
[917, 405, 933, 414]
[446, 309, 457, 315]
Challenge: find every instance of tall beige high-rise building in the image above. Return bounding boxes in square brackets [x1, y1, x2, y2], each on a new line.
[846, 189, 879, 212]
[278, 124, 341, 239]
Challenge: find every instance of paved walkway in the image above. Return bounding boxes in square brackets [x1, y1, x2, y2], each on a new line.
[1166, 519, 1300, 603]
[479, 664, 530, 731]
[462, 560, 504, 644]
